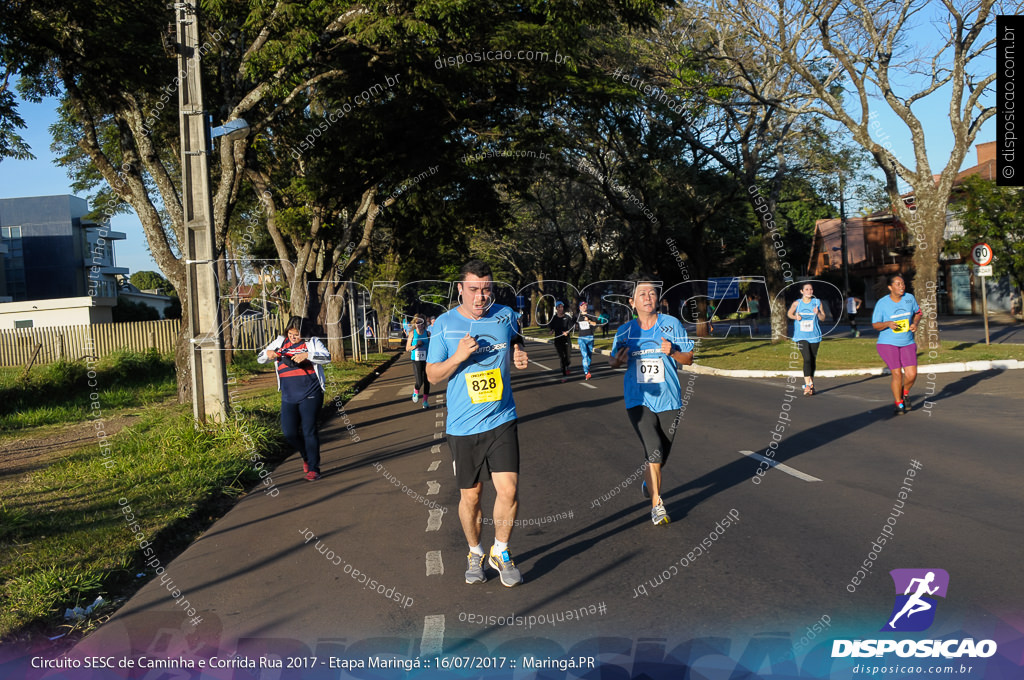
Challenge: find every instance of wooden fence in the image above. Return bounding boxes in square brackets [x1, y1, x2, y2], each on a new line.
[232, 314, 289, 351]
[0, 314, 290, 367]
[0, 319, 180, 366]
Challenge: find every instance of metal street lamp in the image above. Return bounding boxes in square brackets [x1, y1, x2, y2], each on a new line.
[210, 118, 250, 142]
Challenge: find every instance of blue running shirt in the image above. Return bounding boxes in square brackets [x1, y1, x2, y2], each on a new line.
[426, 303, 520, 436]
[611, 314, 694, 412]
[872, 293, 920, 347]
[791, 298, 823, 343]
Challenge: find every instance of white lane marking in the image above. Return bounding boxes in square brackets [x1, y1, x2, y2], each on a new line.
[421, 615, 445, 656]
[579, 382, 597, 389]
[431, 444, 441, 454]
[433, 432, 443, 440]
[738, 450, 822, 482]
[348, 389, 377, 401]
[398, 386, 412, 396]
[428, 460, 441, 472]
[426, 508, 444, 531]
[426, 481, 440, 495]
[426, 551, 443, 576]
[530, 360, 552, 370]
[435, 421, 444, 428]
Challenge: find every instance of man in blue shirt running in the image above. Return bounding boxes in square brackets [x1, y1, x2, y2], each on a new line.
[427, 260, 530, 586]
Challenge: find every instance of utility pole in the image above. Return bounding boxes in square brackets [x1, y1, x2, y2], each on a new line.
[839, 176, 850, 299]
[176, 0, 228, 423]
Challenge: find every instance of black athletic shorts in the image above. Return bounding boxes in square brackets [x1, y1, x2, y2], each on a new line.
[626, 405, 678, 465]
[448, 419, 520, 489]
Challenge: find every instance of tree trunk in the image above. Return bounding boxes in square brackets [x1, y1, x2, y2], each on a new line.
[175, 295, 193, 405]
[749, 191, 793, 344]
[326, 282, 347, 363]
[906, 194, 945, 350]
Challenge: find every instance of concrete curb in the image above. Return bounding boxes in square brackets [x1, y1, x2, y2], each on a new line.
[522, 335, 1024, 378]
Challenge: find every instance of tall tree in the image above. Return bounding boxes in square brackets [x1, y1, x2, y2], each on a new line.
[706, 0, 1000, 344]
[37, 0, 370, 401]
[631, 3, 849, 341]
[241, 0, 670, 358]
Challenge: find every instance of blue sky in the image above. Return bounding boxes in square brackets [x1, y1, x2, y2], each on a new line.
[0, 14, 996, 277]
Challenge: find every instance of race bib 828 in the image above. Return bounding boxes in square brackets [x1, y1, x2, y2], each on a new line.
[465, 368, 503, 403]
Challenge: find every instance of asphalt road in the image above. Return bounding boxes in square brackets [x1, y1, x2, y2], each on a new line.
[28, 339, 1024, 679]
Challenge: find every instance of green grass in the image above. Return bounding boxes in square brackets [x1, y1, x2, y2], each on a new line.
[521, 327, 1024, 371]
[0, 351, 398, 643]
[0, 401, 283, 641]
[225, 349, 264, 378]
[0, 350, 176, 432]
[323, 353, 393, 401]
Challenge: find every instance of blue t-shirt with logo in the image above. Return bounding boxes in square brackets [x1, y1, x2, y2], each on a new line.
[611, 314, 694, 412]
[791, 298, 823, 343]
[872, 293, 920, 347]
[426, 303, 520, 436]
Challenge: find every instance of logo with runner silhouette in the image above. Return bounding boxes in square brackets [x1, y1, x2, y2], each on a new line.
[882, 569, 949, 632]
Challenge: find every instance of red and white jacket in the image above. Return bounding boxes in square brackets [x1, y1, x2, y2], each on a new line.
[257, 335, 331, 392]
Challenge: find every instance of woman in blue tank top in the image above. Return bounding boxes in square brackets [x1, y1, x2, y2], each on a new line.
[787, 282, 826, 395]
[406, 314, 431, 408]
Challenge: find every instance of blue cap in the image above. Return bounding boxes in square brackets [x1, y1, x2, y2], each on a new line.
[555, 300, 564, 307]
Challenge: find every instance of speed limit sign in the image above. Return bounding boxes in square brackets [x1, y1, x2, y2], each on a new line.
[971, 243, 993, 266]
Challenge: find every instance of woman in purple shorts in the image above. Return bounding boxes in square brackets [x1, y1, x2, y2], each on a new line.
[871, 274, 923, 415]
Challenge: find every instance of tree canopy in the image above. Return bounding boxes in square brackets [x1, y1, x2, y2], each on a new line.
[1, 0, 1002, 401]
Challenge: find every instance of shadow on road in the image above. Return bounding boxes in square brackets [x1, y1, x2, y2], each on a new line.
[927, 369, 1003, 401]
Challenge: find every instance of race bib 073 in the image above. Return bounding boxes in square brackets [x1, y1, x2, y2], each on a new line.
[637, 357, 665, 384]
